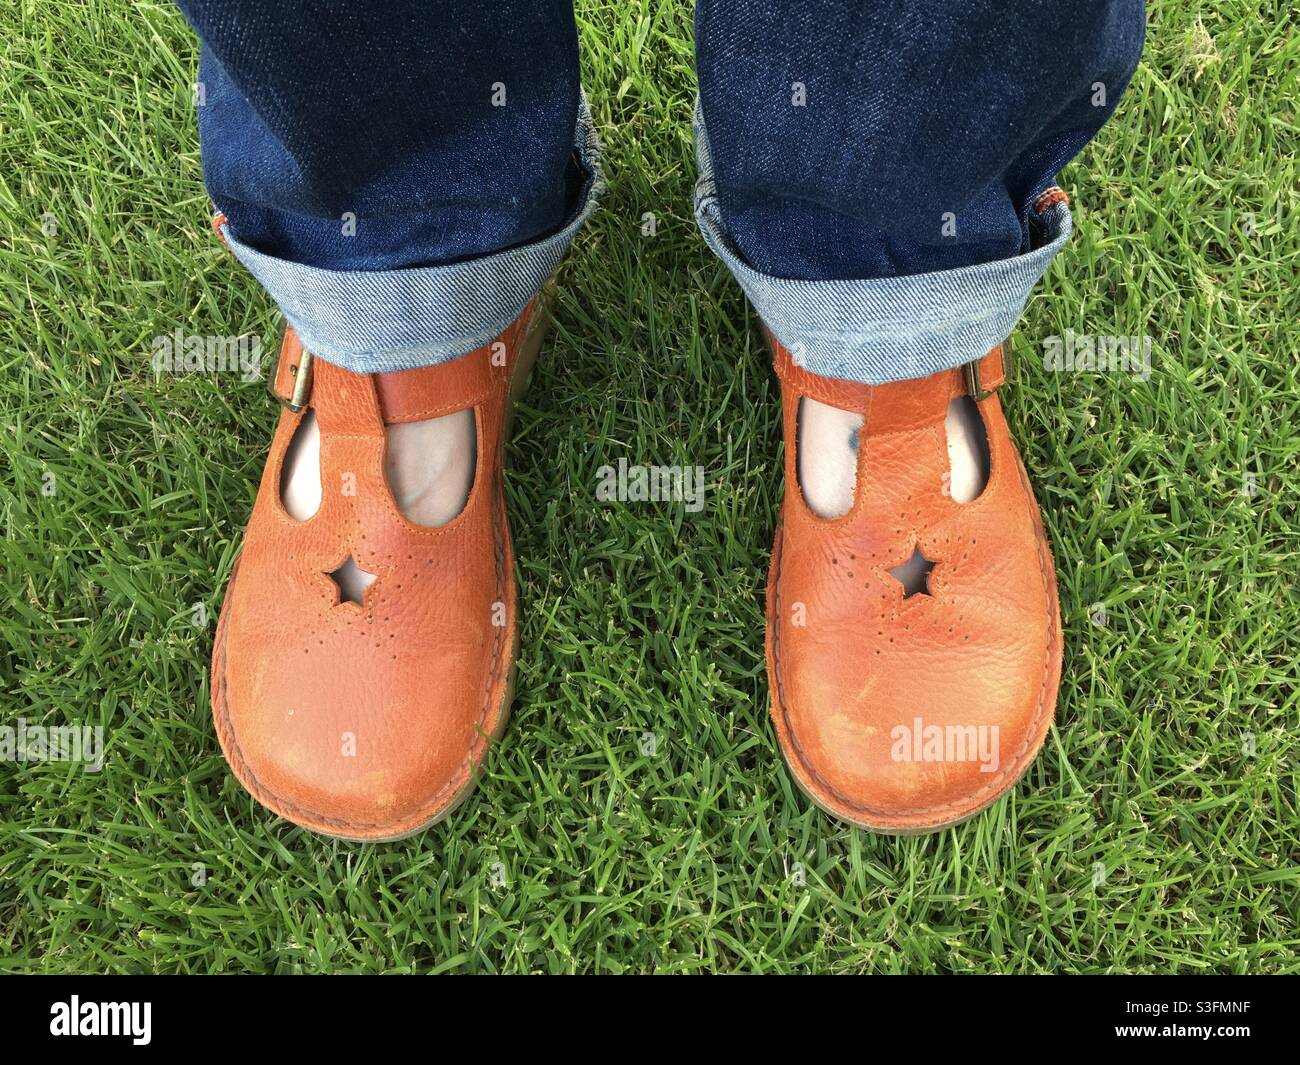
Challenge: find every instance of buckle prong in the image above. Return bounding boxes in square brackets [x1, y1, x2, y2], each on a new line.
[963, 345, 1010, 401]
[963, 359, 991, 401]
[272, 348, 314, 412]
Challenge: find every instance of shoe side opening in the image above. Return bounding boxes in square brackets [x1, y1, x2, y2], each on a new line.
[796, 396, 863, 520]
[945, 397, 990, 504]
[384, 409, 477, 527]
[280, 410, 322, 520]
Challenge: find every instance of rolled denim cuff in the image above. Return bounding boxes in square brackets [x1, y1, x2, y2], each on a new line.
[217, 91, 604, 374]
[693, 102, 1071, 385]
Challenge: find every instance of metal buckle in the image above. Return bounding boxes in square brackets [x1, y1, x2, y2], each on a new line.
[270, 348, 314, 412]
[963, 345, 1010, 401]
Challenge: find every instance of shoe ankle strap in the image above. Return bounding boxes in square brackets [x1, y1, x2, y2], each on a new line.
[269, 297, 540, 426]
[768, 330, 1007, 436]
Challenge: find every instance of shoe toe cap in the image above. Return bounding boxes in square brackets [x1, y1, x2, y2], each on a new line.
[214, 627, 508, 840]
[772, 632, 1057, 832]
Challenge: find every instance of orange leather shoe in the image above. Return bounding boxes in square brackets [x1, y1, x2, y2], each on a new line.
[765, 336, 1062, 833]
[211, 300, 547, 841]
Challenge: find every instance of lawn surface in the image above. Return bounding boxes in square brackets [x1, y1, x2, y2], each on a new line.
[0, 0, 1296, 973]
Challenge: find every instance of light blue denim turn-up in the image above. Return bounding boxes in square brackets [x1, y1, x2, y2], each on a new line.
[187, 1, 1141, 389]
[217, 93, 604, 375]
[692, 104, 1073, 385]
[226, 91, 1071, 387]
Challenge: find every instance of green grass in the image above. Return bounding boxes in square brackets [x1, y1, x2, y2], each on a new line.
[1, 0, 1296, 973]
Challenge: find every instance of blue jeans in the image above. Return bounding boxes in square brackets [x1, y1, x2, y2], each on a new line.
[177, 0, 1144, 382]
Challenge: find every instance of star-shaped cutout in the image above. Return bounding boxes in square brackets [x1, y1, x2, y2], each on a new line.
[326, 555, 377, 606]
[888, 546, 936, 599]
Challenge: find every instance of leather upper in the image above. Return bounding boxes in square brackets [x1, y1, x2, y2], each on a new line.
[211, 303, 538, 839]
[765, 333, 1062, 832]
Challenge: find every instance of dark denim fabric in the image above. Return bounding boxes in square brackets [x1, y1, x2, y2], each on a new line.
[181, 0, 1142, 280]
[177, 0, 584, 271]
[694, 0, 1146, 280]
